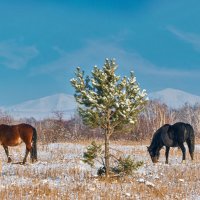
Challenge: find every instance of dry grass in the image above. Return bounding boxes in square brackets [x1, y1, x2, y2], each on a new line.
[0, 142, 199, 199]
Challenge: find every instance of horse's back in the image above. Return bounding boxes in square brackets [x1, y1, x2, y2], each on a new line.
[160, 124, 178, 147]
[0, 124, 21, 146]
[0, 123, 33, 134]
[170, 122, 194, 143]
[17, 123, 35, 141]
[18, 123, 34, 131]
[0, 124, 19, 135]
[0, 123, 35, 146]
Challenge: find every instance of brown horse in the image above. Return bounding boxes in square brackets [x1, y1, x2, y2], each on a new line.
[0, 123, 37, 164]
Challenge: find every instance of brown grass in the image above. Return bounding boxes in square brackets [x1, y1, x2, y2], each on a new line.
[0, 141, 199, 199]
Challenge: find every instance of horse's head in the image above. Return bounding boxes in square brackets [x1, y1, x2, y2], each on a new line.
[147, 146, 160, 163]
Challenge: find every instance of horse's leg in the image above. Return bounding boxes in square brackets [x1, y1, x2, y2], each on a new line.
[186, 138, 194, 160]
[23, 143, 32, 164]
[165, 146, 170, 164]
[179, 143, 186, 163]
[3, 145, 12, 163]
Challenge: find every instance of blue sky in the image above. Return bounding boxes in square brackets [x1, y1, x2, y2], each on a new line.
[0, 0, 200, 105]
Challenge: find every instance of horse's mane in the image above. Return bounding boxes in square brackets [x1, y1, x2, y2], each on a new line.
[149, 124, 170, 150]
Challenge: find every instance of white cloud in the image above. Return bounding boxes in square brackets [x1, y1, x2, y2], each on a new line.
[167, 26, 200, 51]
[32, 39, 200, 79]
[0, 40, 39, 69]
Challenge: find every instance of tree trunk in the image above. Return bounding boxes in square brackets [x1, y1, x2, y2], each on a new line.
[105, 131, 110, 178]
[104, 110, 113, 178]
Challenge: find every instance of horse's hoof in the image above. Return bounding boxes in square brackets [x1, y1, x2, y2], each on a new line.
[8, 158, 12, 163]
[182, 160, 186, 164]
[32, 159, 37, 163]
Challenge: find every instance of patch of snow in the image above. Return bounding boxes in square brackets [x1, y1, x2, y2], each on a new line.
[145, 180, 155, 187]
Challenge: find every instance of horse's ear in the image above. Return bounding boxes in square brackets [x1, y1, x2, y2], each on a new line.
[146, 146, 149, 150]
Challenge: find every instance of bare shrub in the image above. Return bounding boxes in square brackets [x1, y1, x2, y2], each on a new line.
[37, 118, 70, 143]
[131, 101, 175, 140]
[0, 110, 14, 125]
[4, 100, 200, 143]
[110, 101, 175, 141]
[175, 103, 200, 137]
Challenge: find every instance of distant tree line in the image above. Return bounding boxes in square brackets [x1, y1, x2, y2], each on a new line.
[0, 101, 200, 143]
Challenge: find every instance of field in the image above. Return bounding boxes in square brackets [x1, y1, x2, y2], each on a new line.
[0, 142, 200, 199]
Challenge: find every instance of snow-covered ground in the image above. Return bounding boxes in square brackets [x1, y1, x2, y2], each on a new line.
[0, 142, 200, 199]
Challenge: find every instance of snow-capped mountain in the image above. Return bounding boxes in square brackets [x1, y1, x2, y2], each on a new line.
[3, 93, 77, 120]
[1, 88, 200, 120]
[149, 88, 200, 108]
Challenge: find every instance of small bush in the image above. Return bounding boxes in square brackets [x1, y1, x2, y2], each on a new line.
[83, 141, 143, 177]
[82, 141, 103, 167]
[113, 156, 143, 175]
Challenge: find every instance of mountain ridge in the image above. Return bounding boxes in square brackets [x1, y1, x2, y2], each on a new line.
[149, 88, 200, 108]
[3, 93, 77, 120]
[1, 88, 200, 120]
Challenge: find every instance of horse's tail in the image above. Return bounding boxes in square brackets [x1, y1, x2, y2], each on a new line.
[31, 127, 37, 162]
[186, 124, 195, 159]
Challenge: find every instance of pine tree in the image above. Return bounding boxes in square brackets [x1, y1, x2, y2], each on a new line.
[71, 59, 147, 177]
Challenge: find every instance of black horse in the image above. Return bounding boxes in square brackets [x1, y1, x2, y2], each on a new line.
[147, 122, 195, 164]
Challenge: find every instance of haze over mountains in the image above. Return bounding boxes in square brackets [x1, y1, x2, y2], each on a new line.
[1, 88, 200, 120]
[2, 94, 77, 120]
[149, 88, 200, 108]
